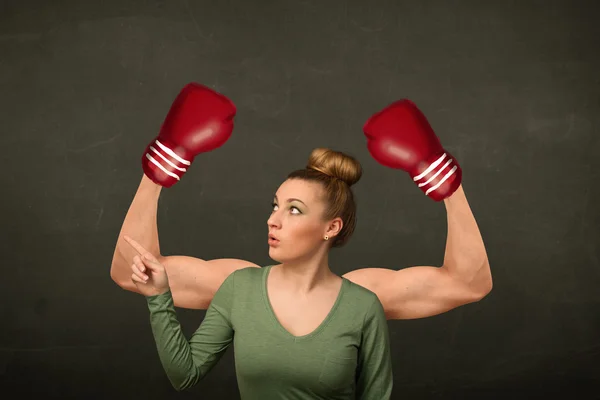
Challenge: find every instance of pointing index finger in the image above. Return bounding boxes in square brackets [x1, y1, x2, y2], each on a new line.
[123, 235, 148, 256]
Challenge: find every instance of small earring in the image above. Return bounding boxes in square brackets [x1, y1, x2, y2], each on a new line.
[324, 235, 329, 241]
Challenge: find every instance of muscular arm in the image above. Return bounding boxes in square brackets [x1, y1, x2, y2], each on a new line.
[344, 185, 492, 320]
[110, 175, 259, 309]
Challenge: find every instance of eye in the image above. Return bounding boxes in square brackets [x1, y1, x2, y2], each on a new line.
[271, 203, 301, 215]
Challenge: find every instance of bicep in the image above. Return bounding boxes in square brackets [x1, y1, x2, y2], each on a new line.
[160, 256, 259, 310]
[343, 266, 481, 320]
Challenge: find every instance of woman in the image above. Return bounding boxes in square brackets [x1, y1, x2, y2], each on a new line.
[110, 83, 492, 398]
[123, 148, 393, 399]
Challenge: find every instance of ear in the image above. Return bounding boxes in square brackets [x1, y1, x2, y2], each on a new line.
[325, 217, 343, 239]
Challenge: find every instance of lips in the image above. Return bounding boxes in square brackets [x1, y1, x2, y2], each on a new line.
[268, 233, 280, 245]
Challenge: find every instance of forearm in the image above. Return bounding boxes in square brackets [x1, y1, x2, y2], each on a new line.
[147, 290, 202, 391]
[110, 174, 162, 285]
[441, 185, 492, 293]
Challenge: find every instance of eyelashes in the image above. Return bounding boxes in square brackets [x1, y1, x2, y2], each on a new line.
[271, 203, 301, 214]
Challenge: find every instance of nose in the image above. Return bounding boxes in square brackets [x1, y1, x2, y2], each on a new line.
[267, 209, 281, 229]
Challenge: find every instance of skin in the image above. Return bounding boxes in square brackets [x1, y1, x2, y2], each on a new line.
[112, 174, 492, 322]
[266, 179, 343, 294]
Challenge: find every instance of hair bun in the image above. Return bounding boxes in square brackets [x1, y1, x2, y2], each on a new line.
[307, 148, 362, 187]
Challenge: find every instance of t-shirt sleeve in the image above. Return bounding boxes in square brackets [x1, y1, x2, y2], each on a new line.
[145, 270, 236, 391]
[355, 295, 393, 399]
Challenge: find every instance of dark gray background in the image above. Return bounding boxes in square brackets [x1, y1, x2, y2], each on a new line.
[1, 0, 599, 398]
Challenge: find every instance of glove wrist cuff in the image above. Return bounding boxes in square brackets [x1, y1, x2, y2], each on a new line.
[141, 138, 193, 188]
[412, 152, 462, 201]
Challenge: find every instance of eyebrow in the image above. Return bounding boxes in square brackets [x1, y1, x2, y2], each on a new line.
[273, 194, 307, 206]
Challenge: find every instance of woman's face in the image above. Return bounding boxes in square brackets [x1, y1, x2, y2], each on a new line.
[267, 179, 340, 263]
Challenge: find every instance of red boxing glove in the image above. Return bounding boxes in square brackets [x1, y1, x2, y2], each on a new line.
[142, 83, 236, 188]
[363, 99, 461, 201]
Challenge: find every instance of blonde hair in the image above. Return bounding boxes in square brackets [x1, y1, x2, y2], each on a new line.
[287, 148, 362, 248]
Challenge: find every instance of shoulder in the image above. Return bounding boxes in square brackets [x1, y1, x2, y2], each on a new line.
[343, 277, 380, 303]
[342, 277, 384, 316]
[222, 265, 268, 289]
[231, 264, 267, 278]
[344, 281, 387, 336]
[213, 265, 266, 304]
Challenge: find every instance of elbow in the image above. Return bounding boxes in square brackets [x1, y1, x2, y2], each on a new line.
[471, 260, 493, 301]
[109, 263, 127, 288]
[483, 271, 493, 297]
[109, 248, 126, 286]
[109, 248, 135, 290]
[173, 377, 196, 392]
[473, 280, 493, 301]
[109, 264, 120, 285]
[109, 262, 139, 293]
[173, 383, 195, 392]
[463, 283, 491, 305]
[172, 384, 188, 392]
[169, 372, 203, 392]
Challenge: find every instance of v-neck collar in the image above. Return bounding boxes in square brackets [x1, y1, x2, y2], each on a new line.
[261, 265, 348, 342]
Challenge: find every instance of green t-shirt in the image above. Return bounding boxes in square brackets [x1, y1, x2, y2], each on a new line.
[146, 265, 393, 399]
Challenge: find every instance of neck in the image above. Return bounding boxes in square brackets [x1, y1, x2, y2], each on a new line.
[274, 247, 336, 294]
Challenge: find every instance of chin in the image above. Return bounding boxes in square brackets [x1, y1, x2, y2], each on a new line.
[268, 247, 284, 263]
[269, 246, 312, 265]
[269, 247, 296, 263]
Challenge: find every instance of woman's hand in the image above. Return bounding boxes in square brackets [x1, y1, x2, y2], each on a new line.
[123, 235, 170, 297]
